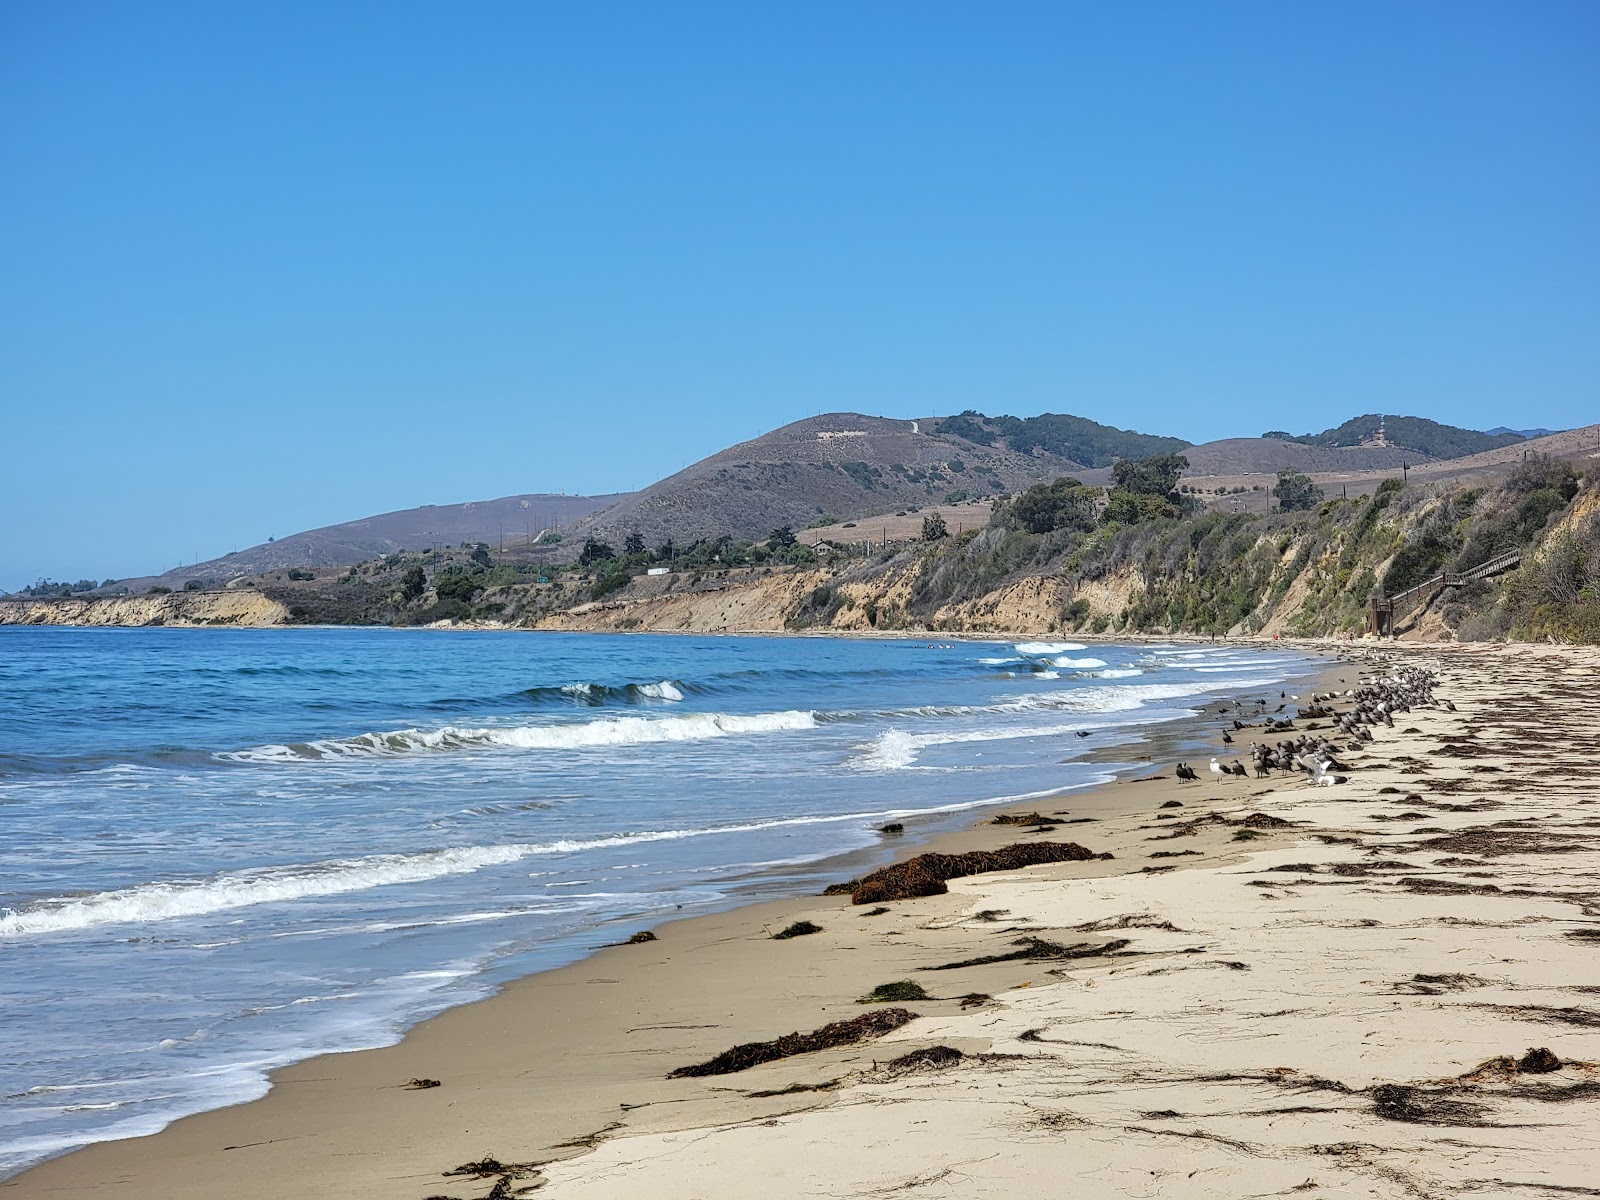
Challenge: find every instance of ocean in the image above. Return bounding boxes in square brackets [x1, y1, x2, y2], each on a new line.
[0, 626, 1318, 1175]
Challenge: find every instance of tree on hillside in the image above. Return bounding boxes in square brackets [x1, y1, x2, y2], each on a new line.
[579, 538, 616, 566]
[768, 525, 797, 549]
[400, 565, 426, 601]
[624, 531, 646, 556]
[1011, 477, 1098, 534]
[922, 512, 949, 541]
[1112, 453, 1189, 499]
[1273, 470, 1323, 511]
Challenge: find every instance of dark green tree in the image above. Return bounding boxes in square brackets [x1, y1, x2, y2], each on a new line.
[1011, 477, 1097, 534]
[768, 525, 797, 549]
[470, 544, 492, 567]
[921, 512, 949, 541]
[579, 538, 616, 566]
[400, 565, 426, 601]
[434, 571, 481, 603]
[1273, 470, 1323, 512]
[1111, 453, 1190, 498]
[624, 531, 646, 556]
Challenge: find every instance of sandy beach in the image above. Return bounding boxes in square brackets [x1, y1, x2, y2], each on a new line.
[10, 639, 1600, 1199]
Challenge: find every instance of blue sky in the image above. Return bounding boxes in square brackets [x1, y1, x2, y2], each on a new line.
[3, 1, 1596, 587]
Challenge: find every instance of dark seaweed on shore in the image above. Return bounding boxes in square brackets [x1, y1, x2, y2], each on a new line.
[823, 842, 1108, 905]
[667, 1008, 915, 1078]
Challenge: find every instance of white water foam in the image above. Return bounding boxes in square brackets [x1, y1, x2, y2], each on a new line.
[1014, 641, 1088, 655]
[1053, 656, 1107, 669]
[219, 709, 814, 763]
[0, 801, 1025, 938]
[1092, 668, 1144, 679]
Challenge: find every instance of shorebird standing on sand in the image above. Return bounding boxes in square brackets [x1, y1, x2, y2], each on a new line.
[1210, 757, 1225, 782]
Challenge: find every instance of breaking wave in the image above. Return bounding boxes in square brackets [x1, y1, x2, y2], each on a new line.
[1014, 641, 1088, 655]
[219, 710, 817, 763]
[519, 678, 693, 706]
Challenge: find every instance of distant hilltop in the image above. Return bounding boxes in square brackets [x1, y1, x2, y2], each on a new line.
[8, 409, 1591, 597]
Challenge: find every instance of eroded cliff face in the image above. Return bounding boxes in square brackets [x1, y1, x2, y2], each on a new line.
[532, 570, 831, 633]
[0, 591, 290, 628]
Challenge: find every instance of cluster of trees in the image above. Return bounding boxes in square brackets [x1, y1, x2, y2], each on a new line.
[10, 578, 109, 598]
[994, 453, 1198, 535]
[937, 410, 1189, 468]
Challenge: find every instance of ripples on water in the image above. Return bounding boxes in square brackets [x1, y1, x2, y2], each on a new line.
[0, 627, 1317, 1174]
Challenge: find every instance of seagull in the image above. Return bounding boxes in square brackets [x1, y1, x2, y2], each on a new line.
[1222, 730, 1234, 743]
[1210, 758, 1225, 782]
[1310, 760, 1349, 787]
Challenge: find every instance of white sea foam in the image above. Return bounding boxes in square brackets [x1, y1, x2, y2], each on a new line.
[0, 804, 980, 937]
[978, 656, 1021, 665]
[1053, 656, 1107, 669]
[219, 709, 815, 763]
[1014, 641, 1088, 655]
[1092, 668, 1144, 679]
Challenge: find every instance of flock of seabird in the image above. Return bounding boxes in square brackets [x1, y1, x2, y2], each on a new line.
[1175, 664, 1440, 790]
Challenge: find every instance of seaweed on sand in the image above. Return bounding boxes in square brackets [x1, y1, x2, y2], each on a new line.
[1370, 1084, 1492, 1126]
[858, 980, 931, 1004]
[883, 1045, 963, 1072]
[922, 936, 1131, 971]
[823, 842, 1106, 905]
[668, 1008, 915, 1078]
[772, 920, 822, 940]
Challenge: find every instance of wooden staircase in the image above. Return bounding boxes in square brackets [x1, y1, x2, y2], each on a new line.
[1368, 549, 1523, 635]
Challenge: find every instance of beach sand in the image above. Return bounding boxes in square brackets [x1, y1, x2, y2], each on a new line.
[10, 641, 1600, 1198]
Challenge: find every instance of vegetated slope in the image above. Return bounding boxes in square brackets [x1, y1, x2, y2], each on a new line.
[135, 493, 626, 589]
[569, 413, 1090, 549]
[1266, 414, 1524, 459]
[934, 410, 1189, 467]
[539, 452, 1598, 645]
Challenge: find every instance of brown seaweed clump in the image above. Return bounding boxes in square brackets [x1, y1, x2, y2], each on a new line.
[1520, 1047, 1563, 1073]
[772, 920, 822, 940]
[858, 980, 931, 1003]
[668, 1008, 915, 1078]
[824, 842, 1105, 905]
[884, 1045, 963, 1072]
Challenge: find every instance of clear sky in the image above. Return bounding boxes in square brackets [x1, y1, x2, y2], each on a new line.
[3, 1, 1596, 588]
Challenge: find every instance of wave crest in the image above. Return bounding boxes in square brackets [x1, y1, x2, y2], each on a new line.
[220, 710, 817, 763]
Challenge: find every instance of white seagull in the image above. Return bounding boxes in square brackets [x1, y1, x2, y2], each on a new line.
[1210, 757, 1225, 782]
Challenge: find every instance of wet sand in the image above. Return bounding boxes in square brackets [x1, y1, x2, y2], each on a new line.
[12, 641, 1600, 1198]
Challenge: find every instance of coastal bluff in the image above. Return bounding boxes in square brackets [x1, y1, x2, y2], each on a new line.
[0, 591, 288, 628]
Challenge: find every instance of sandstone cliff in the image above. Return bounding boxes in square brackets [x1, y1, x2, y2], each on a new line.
[0, 591, 289, 628]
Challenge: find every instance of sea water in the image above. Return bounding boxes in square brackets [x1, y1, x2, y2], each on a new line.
[0, 627, 1318, 1173]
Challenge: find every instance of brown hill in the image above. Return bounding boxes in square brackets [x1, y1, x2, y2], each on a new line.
[569, 413, 1086, 548]
[130, 493, 626, 589]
